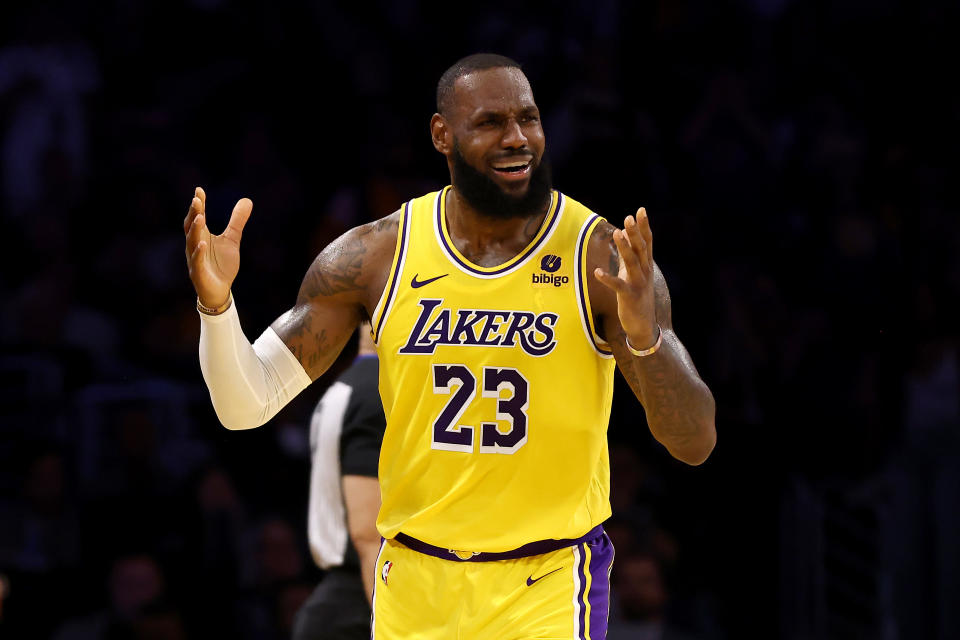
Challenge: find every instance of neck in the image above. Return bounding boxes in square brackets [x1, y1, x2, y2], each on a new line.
[445, 187, 550, 264]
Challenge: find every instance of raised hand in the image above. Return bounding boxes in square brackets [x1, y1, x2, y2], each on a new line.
[593, 208, 659, 349]
[183, 186, 252, 309]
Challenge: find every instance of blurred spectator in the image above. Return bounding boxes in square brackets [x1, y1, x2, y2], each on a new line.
[235, 517, 310, 640]
[0, 0, 956, 635]
[609, 552, 700, 640]
[132, 600, 187, 640]
[52, 553, 166, 640]
[276, 579, 314, 639]
[251, 517, 306, 588]
[609, 445, 658, 542]
[0, 6, 99, 218]
[0, 446, 79, 573]
[177, 464, 247, 637]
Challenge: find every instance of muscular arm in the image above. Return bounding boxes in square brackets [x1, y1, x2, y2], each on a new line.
[195, 210, 399, 430]
[589, 220, 716, 465]
[342, 475, 382, 606]
[271, 213, 399, 380]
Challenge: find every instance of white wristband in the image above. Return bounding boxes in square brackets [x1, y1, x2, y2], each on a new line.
[626, 325, 663, 357]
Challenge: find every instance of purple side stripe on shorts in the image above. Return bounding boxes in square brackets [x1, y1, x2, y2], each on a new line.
[586, 532, 615, 640]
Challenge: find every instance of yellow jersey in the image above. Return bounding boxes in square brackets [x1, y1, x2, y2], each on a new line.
[371, 187, 616, 553]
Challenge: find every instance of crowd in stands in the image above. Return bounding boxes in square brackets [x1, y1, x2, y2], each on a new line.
[1, 1, 956, 637]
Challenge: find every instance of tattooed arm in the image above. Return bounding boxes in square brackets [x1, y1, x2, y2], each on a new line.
[588, 214, 716, 465]
[272, 212, 400, 379]
[185, 184, 399, 429]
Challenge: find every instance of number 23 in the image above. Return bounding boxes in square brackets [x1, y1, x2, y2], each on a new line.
[431, 364, 529, 454]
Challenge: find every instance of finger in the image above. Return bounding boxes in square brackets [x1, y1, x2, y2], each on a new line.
[196, 186, 206, 211]
[613, 228, 645, 277]
[223, 198, 253, 243]
[183, 195, 203, 234]
[189, 239, 208, 271]
[634, 207, 653, 260]
[623, 215, 650, 265]
[593, 267, 628, 294]
[186, 213, 208, 257]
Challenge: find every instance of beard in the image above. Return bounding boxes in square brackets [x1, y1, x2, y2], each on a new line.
[450, 142, 553, 220]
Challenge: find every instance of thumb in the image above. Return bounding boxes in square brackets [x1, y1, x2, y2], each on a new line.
[224, 198, 253, 242]
[594, 267, 626, 294]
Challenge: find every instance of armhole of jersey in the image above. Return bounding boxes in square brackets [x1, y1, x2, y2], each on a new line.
[575, 215, 614, 359]
[371, 201, 411, 344]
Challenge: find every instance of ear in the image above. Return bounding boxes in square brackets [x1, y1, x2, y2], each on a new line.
[430, 113, 452, 155]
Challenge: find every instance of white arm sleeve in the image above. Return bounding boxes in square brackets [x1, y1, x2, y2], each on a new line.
[198, 297, 312, 430]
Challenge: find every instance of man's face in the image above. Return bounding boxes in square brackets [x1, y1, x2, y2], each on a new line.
[444, 67, 551, 218]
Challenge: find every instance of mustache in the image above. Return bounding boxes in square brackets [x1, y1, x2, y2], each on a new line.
[450, 141, 552, 220]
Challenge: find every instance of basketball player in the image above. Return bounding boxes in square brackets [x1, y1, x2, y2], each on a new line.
[184, 53, 716, 639]
[293, 328, 384, 640]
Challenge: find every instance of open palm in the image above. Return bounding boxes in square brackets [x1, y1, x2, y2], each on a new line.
[183, 186, 252, 309]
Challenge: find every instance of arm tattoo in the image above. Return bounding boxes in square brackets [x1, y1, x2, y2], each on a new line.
[277, 215, 398, 377]
[298, 239, 367, 300]
[614, 267, 715, 462]
[591, 218, 712, 459]
[297, 215, 397, 302]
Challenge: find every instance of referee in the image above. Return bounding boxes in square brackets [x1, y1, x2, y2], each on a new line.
[293, 328, 384, 640]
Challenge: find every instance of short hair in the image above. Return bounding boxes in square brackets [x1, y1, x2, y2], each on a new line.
[436, 53, 523, 115]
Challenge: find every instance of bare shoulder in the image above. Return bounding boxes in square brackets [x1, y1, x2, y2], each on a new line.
[270, 209, 401, 378]
[585, 218, 619, 276]
[584, 218, 621, 336]
[297, 209, 402, 316]
[584, 217, 674, 335]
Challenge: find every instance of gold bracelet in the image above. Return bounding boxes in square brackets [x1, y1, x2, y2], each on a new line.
[626, 325, 662, 357]
[197, 292, 233, 316]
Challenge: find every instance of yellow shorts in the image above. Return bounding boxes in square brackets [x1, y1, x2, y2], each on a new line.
[372, 528, 614, 640]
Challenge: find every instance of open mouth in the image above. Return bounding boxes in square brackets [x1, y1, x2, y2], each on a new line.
[492, 159, 532, 178]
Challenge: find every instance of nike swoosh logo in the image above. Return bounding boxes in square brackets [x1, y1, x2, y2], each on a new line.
[411, 273, 449, 288]
[526, 566, 564, 586]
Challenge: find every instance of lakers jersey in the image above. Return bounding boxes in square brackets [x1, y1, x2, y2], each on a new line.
[370, 187, 616, 553]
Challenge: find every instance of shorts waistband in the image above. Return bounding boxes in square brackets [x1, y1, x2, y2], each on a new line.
[392, 525, 605, 562]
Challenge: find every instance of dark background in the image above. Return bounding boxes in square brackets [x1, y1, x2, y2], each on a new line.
[1, 1, 957, 638]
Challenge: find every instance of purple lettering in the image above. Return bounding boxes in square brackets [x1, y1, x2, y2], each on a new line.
[423, 308, 452, 344]
[399, 299, 444, 354]
[401, 302, 558, 356]
[451, 309, 483, 345]
[475, 311, 509, 346]
[501, 312, 535, 348]
[518, 313, 558, 356]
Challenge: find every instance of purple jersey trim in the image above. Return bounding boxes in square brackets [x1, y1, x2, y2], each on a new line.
[393, 524, 604, 563]
[435, 187, 563, 277]
[576, 214, 614, 356]
[373, 201, 410, 343]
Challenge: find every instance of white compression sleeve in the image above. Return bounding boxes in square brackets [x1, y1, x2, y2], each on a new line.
[198, 297, 311, 430]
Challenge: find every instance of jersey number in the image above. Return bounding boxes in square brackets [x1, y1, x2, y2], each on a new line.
[431, 364, 529, 454]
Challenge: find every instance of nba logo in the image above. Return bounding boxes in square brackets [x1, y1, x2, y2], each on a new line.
[381, 560, 393, 585]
